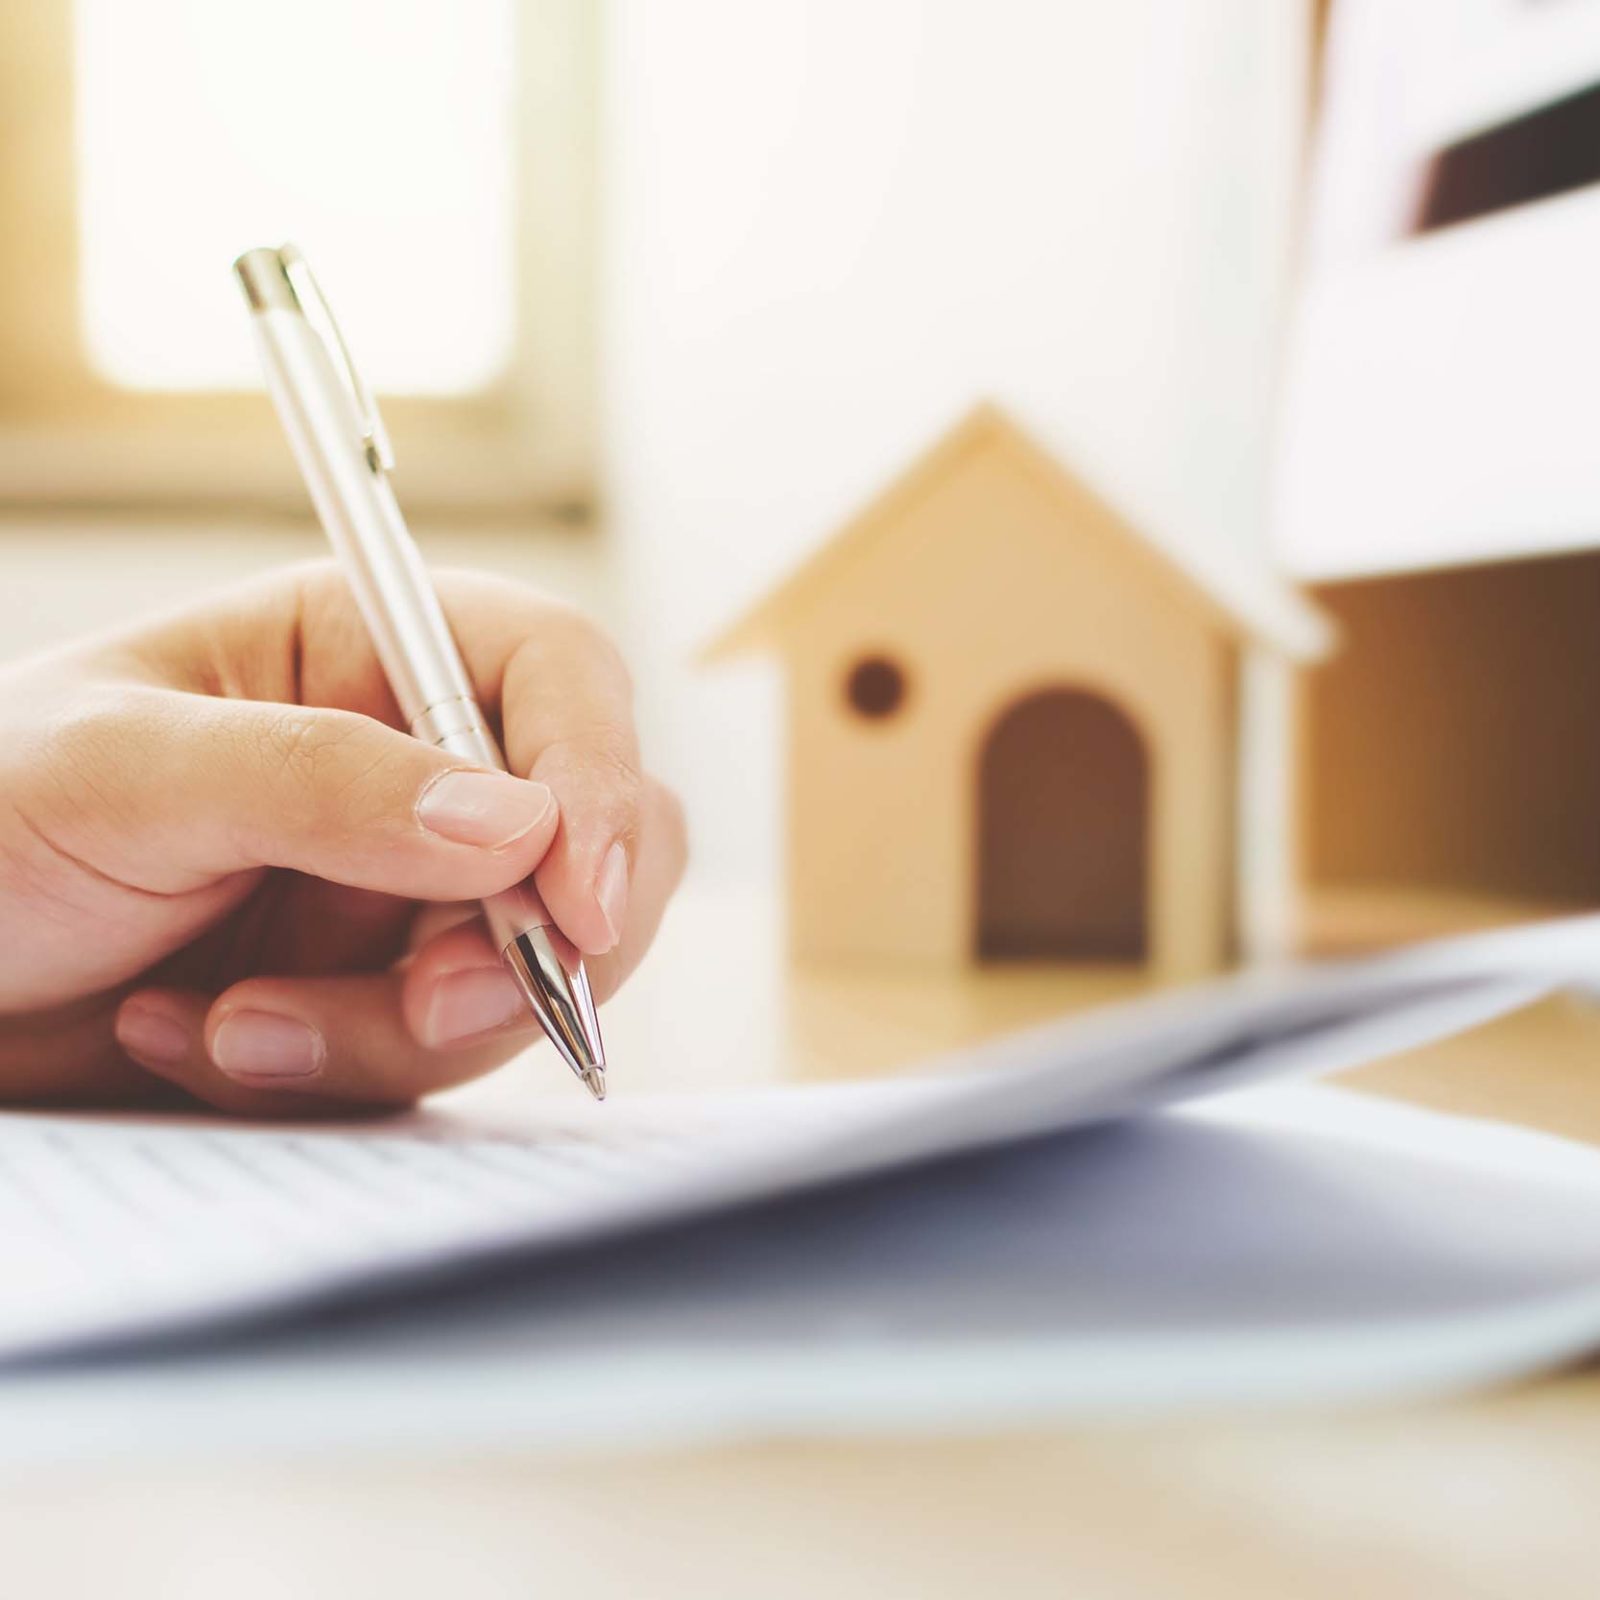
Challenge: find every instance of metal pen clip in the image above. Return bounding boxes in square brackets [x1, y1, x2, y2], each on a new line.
[274, 243, 395, 475]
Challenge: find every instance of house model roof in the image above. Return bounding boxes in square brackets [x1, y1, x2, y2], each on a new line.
[704, 404, 1335, 664]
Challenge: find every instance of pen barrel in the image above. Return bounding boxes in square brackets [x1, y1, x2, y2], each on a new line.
[249, 308, 481, 737]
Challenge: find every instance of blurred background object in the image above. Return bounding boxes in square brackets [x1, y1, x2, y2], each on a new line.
[1285, 0, 1600, 947]
[1282, 0, 1600, 578]
[2, 0, 1598, 952]
[0, 0, 594, 513]
[605, 0, 1311, 920]
[703, 407, 1332, 978]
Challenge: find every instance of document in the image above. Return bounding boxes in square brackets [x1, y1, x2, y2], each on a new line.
[12, 1083, 1600, 1463]
[2, 913, 1597, 1368]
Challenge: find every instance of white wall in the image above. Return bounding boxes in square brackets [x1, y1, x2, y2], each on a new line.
[602, 0, 1311, 884]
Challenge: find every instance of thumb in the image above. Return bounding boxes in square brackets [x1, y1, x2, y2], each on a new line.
[39, 686, 559, 901]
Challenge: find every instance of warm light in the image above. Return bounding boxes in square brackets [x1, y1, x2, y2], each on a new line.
[74, 0, 517, 394]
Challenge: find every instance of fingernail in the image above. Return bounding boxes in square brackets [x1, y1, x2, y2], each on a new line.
[595, 841, 629, 951]
[211, 1011, 325, 1083]
[423, 965, 526, 1048]
[417, 770, 556, 850]
[116, 1003, 190, 1067]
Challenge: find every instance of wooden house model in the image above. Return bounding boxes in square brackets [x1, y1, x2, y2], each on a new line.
[705, 407, 1336, 979]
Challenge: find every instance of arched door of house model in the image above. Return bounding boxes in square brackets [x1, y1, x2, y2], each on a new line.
[976, 688, 1149, 961]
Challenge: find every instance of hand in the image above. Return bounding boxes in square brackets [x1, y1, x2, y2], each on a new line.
[0, 563, 686, 1115]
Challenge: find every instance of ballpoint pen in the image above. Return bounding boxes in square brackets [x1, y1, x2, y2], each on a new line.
[232, 243, 607, 1101]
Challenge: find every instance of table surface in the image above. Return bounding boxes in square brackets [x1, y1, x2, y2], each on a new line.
[7, 888, 1600, 1600]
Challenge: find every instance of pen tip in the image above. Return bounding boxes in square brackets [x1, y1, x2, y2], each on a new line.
[500, 927, 608, 1097]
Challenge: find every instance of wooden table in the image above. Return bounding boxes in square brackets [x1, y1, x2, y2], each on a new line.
[5, 891, 1599, 1599]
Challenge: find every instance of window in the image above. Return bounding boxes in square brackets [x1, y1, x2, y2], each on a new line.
[0, 0, 594, 514]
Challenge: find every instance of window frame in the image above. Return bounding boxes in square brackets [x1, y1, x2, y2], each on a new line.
[0, 0, 596, 517]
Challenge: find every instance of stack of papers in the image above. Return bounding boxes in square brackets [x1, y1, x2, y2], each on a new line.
[5, 915, 1600, 1458]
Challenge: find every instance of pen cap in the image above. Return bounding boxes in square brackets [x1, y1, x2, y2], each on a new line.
[236, 247, 393, 472]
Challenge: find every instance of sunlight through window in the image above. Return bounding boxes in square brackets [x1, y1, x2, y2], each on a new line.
[74, 0, 517, 394]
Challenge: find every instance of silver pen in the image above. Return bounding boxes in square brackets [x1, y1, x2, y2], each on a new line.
[233, 243, 606, 1101]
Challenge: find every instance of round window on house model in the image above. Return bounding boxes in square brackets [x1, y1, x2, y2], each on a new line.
[844, 654, 909, 721]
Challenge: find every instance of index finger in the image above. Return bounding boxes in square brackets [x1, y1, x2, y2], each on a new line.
[388, 570, 643, 959]
[494, 603, 642, 959]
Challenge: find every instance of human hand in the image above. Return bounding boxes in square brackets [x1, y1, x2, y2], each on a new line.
[0, 563, 686, 1114]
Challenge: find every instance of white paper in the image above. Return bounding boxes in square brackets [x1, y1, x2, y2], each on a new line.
[2, 913, 1598, 1366]
[10, 1084, 1600, 1464]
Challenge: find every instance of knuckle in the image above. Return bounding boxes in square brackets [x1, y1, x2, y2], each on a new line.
[591, 630, 635, 702]
[286, 558, 361, 636]
[516, 603, 635, 702]
[558, 730, 646, 813]
[284, 556, 346, 596]
[438, 566, 556, 613]
[577, 621, 634, 700]
[242, 557, 342, 620]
